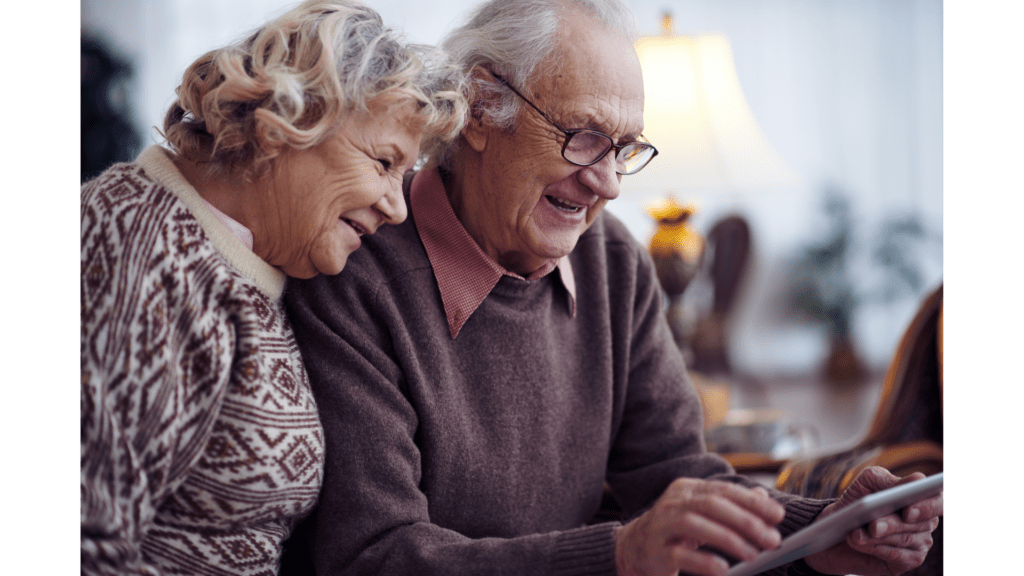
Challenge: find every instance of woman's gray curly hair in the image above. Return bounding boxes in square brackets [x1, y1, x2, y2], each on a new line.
[435, 0, 637, 169]
[163, 0, 468, 181]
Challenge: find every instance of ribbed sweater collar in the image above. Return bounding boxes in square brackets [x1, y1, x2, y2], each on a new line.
[135, 146, 286, 300]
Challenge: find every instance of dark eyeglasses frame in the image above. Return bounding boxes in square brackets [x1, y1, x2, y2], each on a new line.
[489, 72, 658, 175]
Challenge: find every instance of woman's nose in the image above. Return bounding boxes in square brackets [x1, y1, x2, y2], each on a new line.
[375, 181, 408, 224]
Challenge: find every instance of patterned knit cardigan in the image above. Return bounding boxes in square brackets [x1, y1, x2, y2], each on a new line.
[81, 146, 324, 576]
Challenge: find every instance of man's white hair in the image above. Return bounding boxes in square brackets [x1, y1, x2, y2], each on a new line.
[435, 0, 638, 168]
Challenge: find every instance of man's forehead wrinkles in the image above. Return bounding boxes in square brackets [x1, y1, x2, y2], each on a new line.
[553, 97, 644, 140]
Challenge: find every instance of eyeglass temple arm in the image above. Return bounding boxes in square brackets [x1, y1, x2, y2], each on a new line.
[488, 70, 569, 132]
[489, 68, 657, 167]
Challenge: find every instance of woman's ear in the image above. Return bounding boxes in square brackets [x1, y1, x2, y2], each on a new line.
[461, 66, 497, 153]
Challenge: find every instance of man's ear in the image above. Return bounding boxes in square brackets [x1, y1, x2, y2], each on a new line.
[461, 66, 498, 153]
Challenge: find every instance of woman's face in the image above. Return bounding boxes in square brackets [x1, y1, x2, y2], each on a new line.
[253, 95, 421, 278]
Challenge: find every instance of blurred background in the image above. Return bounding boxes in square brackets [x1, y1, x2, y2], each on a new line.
[81, 0, 943, 382]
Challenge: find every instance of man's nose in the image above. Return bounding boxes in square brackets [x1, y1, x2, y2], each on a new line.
[577, 150, 621, 200]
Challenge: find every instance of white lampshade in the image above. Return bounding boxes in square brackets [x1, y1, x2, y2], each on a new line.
[622, 28, 802, 197]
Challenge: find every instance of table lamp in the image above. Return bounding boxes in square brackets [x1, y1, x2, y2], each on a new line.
[621, 14, 801, 369]
[626, 14, 800, 196]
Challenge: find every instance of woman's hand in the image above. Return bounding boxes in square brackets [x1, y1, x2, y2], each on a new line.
[615, 478, 785, 576]
[804, 467, 942, 576]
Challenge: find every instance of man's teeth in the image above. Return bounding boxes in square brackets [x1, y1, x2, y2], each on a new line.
[342, 218, 366, 235]
[547, 196, 584, 212]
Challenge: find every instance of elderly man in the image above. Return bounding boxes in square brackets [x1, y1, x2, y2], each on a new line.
[284, 1, 942, 575]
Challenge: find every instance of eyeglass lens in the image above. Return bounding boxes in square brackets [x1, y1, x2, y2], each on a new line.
[488, 71, 657, 175]
[564, 131, 657, 175]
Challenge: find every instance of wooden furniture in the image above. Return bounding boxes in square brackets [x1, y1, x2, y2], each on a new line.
[773, 283, 943, 575]
[774, 283, 943, 495]
[690, 216, 751, 375]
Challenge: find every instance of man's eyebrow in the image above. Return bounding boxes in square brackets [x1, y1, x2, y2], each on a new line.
[559, 113, 643, 143]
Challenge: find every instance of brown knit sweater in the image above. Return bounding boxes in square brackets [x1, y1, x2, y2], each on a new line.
[283, 178, 827, 576]
[81, 147, 325, 575]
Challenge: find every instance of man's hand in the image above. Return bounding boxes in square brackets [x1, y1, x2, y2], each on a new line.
[804, 467, 943, 576]
[615, 478, 785, 576]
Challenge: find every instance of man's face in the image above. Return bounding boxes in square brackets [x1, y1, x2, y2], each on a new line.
[457, 10, 645, 276]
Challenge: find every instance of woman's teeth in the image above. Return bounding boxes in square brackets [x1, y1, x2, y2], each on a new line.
[547, 195, 584, 213]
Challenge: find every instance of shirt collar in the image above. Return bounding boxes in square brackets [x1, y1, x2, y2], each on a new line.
[199, 196, 254, 250]
[410, 167, 576, 339]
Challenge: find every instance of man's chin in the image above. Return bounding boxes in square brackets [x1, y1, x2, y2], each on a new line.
[539, 232, 584, 259]
[522, 240, 580, 272]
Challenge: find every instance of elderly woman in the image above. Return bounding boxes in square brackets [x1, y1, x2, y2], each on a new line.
[80, 1, 466, 574]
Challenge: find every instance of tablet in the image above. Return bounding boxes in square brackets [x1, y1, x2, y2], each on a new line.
[725, 472, 943, 576]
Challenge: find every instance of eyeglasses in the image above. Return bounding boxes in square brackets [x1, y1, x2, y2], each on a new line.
[490, 72, 658, 175]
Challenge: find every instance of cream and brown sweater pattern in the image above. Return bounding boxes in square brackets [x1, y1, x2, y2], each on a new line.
[81, 147, 324, 575]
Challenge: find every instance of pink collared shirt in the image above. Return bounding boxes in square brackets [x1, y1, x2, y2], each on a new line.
[410, 168, 576, 339]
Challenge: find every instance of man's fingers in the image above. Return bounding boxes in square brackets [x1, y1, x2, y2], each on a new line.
[628, 479, 789, 575]
[855, 527, 933, 545]
[670, 511, 764, 564]
[671, 545, 731, 576]
[671, 489, 782, 551]
[678, 479, 786, 524]
[878, 517, 941, 538]
[847, 529, 933, 565]
[805, 469, 940, 576]
[903, 493, 943, 523]
[868, 512, 942, 538]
